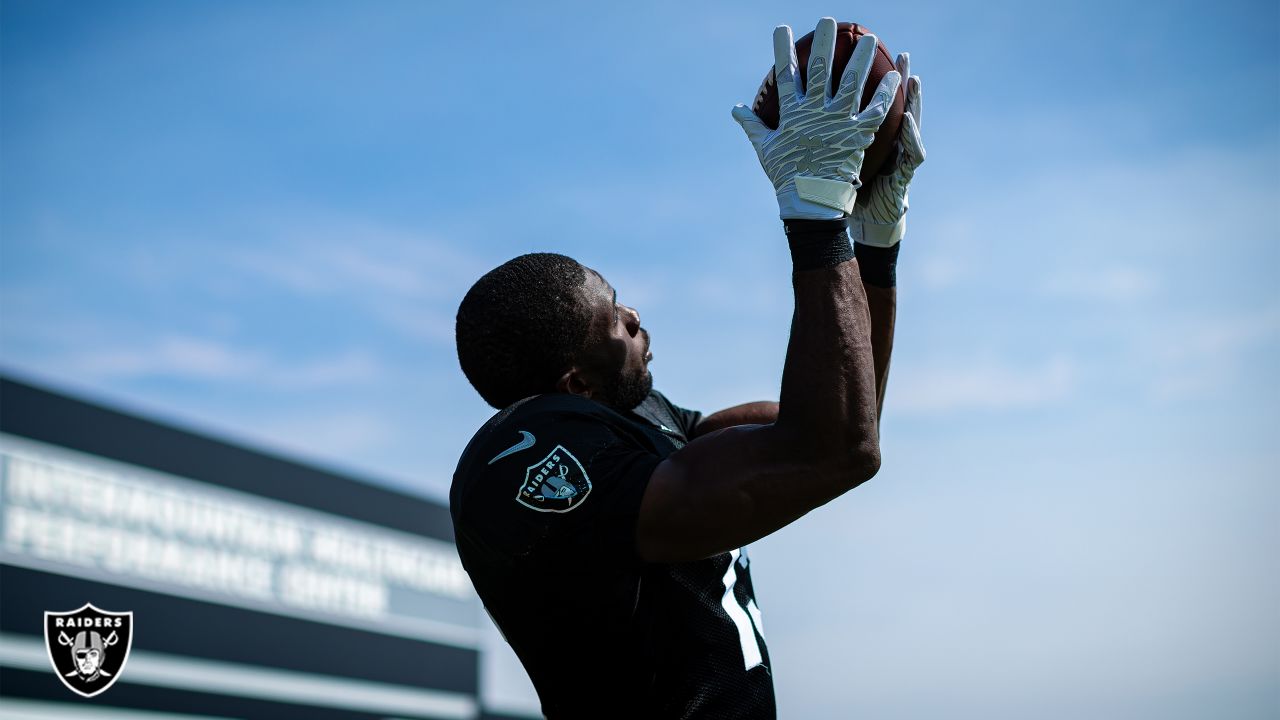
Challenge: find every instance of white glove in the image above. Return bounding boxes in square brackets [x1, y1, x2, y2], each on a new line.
[733, 18, 902, 220]
[848, 53, 925, 247]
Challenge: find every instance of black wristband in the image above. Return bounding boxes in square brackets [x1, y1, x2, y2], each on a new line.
[783, 218, 854, 271]
[853, 241, 900, 288]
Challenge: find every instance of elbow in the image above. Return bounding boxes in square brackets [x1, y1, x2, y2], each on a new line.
[770, 424, 881, 489]
[844, 441, 881, 486]
[854, 442, 882, 482]
[809, 441, 881, 493]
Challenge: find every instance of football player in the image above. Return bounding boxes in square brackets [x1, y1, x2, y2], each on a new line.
[451, 18, 924, 718]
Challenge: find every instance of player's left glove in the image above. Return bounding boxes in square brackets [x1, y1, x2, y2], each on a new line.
[847, 53, 925, 247]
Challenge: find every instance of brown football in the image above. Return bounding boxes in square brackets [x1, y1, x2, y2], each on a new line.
[751, 22, 905, 186]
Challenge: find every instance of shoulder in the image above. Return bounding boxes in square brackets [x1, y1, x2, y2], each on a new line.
[640, 389, 687, 419]
[453, 394, 655, 495]
[450, 393, 667, 564]
[629, 389, 702, 443]
[482, 393, 641, 448]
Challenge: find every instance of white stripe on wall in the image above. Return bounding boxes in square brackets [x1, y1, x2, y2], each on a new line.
[1, 553, 480, 649]
[0, 634, 477, 720]
[0, 697, 239, 720]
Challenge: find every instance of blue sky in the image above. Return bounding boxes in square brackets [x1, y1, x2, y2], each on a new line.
[3, 0, 1277, 717]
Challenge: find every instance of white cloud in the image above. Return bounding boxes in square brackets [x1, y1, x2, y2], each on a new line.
[55, 335, 384, 390]
[368, 304, 457, 345]
[226, 217, 482, 302]
[277, 349, 383, 389]
[1042, 265, 1162, 302]
[249, 409, 400, 461]
[217, 216, 487, 347]
[889, 355, 1075, 416]
[66, 336, 265, 380]
[911, 216, 976, 291]
[1154, 305, 1280, 364]
[229, 243, 429, 298]
[916, 252, 967, 291]
[896, 139, 1276, 417]
[1141, 304, 1280, 402]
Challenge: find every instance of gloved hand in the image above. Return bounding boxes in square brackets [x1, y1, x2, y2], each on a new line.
[848, 53, 925, 247]
[733, 18, 902, 220]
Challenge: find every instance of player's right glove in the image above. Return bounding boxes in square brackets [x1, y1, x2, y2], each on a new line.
[847, 52, 925, 247]
[732, 18, 902, 220]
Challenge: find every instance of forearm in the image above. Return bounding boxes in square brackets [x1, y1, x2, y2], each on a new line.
[863, 285, 896, 419]
[854, 242, 900, 419]
[636, 22, 916, 562]
[693, 401, 779, 438]
[775, 220, 881, 479]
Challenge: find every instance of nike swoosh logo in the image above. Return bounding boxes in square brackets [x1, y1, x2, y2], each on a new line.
[488, 430, 535, 465]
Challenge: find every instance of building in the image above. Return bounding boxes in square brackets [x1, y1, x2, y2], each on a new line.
[0, 375, 529, 719]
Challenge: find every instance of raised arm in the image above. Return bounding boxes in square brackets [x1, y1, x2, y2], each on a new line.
[859, 256, 897, 419]
[637, 20, 901, 563]
[692, 54, 924, 430]
[849, 53, 924, 419]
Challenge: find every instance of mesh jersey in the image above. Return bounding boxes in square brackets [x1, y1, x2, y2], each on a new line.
[451, 390, 775, 718]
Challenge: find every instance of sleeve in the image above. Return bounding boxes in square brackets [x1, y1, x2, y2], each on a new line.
[651, 390, 703, 440]
[459, 407, 663, 569]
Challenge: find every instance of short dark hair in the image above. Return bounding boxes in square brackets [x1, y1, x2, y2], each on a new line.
[456, 253, 595, 409]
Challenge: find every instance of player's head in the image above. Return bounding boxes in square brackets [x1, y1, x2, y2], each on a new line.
[456, 253, 653, 410]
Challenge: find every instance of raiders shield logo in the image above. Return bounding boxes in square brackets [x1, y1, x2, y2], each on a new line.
[44, 603, 133, 698]
[517, 445, 591, 512]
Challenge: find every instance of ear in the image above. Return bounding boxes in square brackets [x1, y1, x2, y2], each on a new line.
[555, 367, 593, 399]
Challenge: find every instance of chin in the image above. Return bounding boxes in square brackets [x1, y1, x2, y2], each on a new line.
[602, 370, 653, 411]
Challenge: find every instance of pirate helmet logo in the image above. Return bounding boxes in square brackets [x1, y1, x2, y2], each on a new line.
[44, 603, 133, 697]
[516, 445, 591, 512]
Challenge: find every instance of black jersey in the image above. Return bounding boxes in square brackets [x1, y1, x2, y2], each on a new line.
[450, 390, 775, 718]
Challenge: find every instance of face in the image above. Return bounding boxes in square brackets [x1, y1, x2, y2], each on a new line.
[574, 269, 653, 410]
[76, 648, 101, 675]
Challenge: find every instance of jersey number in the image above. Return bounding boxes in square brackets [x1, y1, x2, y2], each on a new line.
[721, 549, 765, 671]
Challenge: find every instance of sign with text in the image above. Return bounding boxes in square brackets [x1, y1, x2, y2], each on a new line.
[0, 434, 478, 648]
